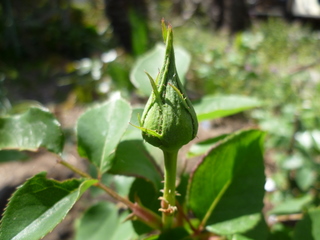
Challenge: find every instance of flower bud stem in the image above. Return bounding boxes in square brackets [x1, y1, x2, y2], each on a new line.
[162, 149, 178, 229]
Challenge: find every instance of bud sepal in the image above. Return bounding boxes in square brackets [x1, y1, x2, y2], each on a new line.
[139, 21, 198, 153]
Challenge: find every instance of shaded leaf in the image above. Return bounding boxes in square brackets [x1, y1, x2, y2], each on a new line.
[0, 150, 29, 162]
[109, 139, 163, 186]
[138, 228, 190, 240]
[157, 227, 190, 240]
[75, 202, 137, 240]
[77, 98, 131, 174]
[293, 208, 320, 240]
[129, 178, 161, 235]
[176, 173, 190, 206]
[0, 172, 96, 240]
[0, 107, 64, 154]
[130, 43, 191, 96]
[268, 223, 292, 240]
[108, 107, 163, 185]
[187, 129, 265, 235]
[193, 95, 262, 122]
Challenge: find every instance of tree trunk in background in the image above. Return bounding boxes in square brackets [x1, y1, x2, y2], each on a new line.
[104, 0, 149, 55]
[209, 0, 251, 33]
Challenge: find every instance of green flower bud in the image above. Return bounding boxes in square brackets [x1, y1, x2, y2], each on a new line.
[139, 21, 198, 152]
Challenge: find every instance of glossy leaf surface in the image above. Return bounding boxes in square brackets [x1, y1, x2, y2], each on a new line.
[0, 107, 64, 154]
[193, 95, 262, 122]
[0, 172, 96, 240]
[226, 214, 269, 240]
[77, 98, 131, 174]
[187, 129, 265, 235]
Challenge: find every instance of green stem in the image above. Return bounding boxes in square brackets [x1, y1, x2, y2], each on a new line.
[57, 158, 92, 179]
[162, 150, 178, 229]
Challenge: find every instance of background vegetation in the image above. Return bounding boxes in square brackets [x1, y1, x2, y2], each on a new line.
[0, 0, 320, 239]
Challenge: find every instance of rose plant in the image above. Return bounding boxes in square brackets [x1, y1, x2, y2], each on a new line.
[0, 20, 318, 240]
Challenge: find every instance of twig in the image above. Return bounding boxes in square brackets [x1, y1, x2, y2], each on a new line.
[57, 158, 92, 179]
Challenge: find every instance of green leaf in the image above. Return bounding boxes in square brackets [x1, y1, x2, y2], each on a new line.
[90, 172, 135, 198]
[0, 150, 29, 162]
[129, 178, 161, 235]
[187, 134, 229, 158]
[176, 173, 190, 206]
[0, 107, 64, 154]
[128, 108, 164, 166]
[142, 235, 159, 240]
[75, 202, 117, 240]
[187, 129, 266, 235]
[110, 212, 138, 240]
[229, 214, 269, 240]
[77, 98, 131, 174]
[108, 139, 163, 186]
[157, 227, 189, 240]
[130, 43, 191, 96]
[108, 107, 163, 185]
[229, 234, 253, 240]
[207, 213, 261, 236]
[0, 172, 96, 240]
[193, 95, 262, 122]
[295, 166, 316, 191]
[139, 228, 190, 240]
[269, 223, 292, 240]
[268, 194, 313, 215]
[294, 208, 320, 240]
[75, 202, 137, 240]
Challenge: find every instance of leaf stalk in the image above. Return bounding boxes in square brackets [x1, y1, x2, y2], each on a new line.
[58, 158, 162, 230]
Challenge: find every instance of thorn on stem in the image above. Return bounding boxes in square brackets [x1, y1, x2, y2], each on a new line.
[159, 205, 177, 214]
[158, 197, 169, 203]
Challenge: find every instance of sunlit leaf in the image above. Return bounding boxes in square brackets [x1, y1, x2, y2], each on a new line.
[77, 98, 131, 174]
[0, 172, 96, 240]
[0, 107, 64, 154]
[193, 95, 262, 122]
[269, 194, 313, 215]
[233, 215, 269, 240]
[130, 43, 191, 96]
[187, 129, 265, 235]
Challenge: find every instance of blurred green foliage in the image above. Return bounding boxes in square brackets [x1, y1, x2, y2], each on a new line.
[173, 18, 320, 205]
[1, 1, 320, 237]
